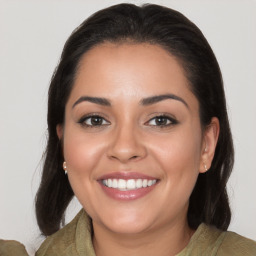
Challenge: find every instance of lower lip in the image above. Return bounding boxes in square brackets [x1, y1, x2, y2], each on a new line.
[99, 182, 158, 201]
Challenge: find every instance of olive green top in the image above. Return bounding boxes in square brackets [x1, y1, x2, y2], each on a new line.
[1, 209, 256, 255]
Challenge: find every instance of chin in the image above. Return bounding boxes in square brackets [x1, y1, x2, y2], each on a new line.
[105, 220, 151, 235]
[94, 210, 154, 235]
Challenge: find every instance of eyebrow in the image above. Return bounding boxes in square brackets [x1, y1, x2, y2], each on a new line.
[72, 96, 111, 108]
[140, 94, 189, 108]
[72, 93, 188, 109]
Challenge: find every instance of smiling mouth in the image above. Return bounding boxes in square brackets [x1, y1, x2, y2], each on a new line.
[102, 178, 157, 191]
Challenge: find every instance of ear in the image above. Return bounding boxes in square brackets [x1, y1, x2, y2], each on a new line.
[200, 117, 220, 173]
[56, 124, 63, 140]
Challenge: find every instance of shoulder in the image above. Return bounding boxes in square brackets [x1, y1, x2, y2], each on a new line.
[0, 239, 29, 256]
[36, 209, 85, 256]
[178, 223, 256, 256]
[217, 230, 256, 256]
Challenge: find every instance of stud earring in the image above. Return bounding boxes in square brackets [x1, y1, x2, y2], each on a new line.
[204, 163, 208, 172]
[63, 161, 67, 175]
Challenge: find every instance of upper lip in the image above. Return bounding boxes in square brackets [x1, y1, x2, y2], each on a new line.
[97, 172, 158, 181]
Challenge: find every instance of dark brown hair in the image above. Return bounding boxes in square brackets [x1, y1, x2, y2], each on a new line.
[35, 3, 234, 236]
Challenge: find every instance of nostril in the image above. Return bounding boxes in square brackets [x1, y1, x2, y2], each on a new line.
[108, 154, 141, 163]
[106, 134, 147, 162]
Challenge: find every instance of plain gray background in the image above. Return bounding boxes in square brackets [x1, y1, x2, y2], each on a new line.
[1, 0, 256, 254]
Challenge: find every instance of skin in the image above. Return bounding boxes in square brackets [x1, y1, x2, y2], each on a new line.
[57, 43, 219, 256]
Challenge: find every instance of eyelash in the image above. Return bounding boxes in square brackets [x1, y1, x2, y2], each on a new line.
[78, 114, 178, 128]
[145, 115, 178, 128]
[78, 114, 110, 128]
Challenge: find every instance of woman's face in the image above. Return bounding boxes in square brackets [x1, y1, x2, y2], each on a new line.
[59, 43, 217, 235]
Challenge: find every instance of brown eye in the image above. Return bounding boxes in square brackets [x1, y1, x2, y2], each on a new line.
[155, 116, 169, 126]
[90, 116, 104, 126]
[147, 115, 177, 127]
[79, 115, 110, 127]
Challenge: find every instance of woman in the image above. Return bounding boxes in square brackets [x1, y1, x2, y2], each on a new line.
[1, 3, 256, 255]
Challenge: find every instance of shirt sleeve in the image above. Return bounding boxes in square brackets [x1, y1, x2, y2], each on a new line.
[0, 239, 29, 256]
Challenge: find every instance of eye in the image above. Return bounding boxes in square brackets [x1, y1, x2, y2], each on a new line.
[79, 115, 110, 127]
[147, 115, 177, 127]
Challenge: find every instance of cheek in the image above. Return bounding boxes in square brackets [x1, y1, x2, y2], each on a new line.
[63, 127, 106, 176]
[150, 128, 201, 169]
[62, 127, 107, 212]
[147, 128, 202, 193]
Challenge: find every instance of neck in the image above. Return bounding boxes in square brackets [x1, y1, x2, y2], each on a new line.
[92, 218, 194, 256]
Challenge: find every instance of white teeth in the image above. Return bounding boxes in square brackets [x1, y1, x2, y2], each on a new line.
[136, 179, 143, 188]
[108, 179, 112, 188]
[118, 179, 126, 190]
[112, 179, 118, 188]
[142, 179, 148, 188]
[102, 178, 157, 190]
[127, 179, 136, 190]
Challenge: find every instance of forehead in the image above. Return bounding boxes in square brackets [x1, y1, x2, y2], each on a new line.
[76, 42, 187, 87]
[68, 42, 198, 110]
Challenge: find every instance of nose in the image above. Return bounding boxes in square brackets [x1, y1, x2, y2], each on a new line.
[107, 125, 147, 163]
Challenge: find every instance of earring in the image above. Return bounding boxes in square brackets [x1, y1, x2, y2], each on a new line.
[63, 161, 67, 175]
[204, 163, 208, 172]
